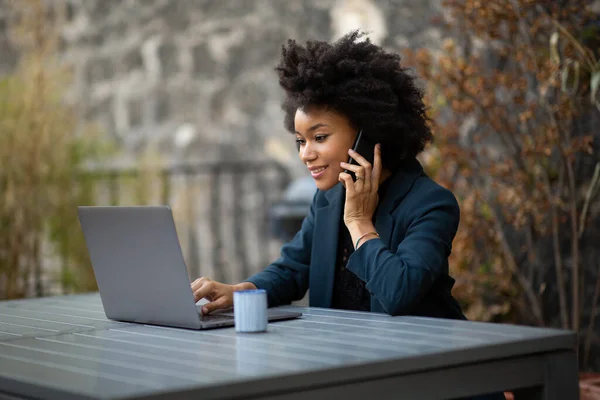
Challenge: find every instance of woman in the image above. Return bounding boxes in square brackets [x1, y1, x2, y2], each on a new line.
[191, 30, 465, 320]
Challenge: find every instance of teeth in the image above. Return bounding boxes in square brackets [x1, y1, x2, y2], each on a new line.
[312, 167, 326, 173]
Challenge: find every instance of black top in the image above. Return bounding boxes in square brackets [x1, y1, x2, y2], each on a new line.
[331, 218, 370, 311]
[331, 174, 396, 312]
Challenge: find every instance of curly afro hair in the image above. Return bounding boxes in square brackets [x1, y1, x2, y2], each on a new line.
[275, 30, 432, 171]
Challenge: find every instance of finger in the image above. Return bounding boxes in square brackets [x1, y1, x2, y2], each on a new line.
[340, 162, 366, 177]
[340, 162, 367, 187]
[339, 172, 355, 195]
[193, 288, 206, 303]
[203, 297, 230, 315]
[191, 276, 208, 292]
[339, 161, 362, 173]
[348, 149, 372, 188]
[348, 149, 373, 169]
[193, 281, 214, 303]
[338, 172, 346, 189]
[372, 144, 382, 190]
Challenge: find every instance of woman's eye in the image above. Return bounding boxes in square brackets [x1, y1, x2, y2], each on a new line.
[295, 139, 305, 150]
[315, 135, 328, 142]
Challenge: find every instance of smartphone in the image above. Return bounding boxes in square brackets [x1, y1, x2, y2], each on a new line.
[344, 129, 377, 182]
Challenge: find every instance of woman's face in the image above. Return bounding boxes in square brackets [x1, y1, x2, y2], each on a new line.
[294, 106, 358, 191]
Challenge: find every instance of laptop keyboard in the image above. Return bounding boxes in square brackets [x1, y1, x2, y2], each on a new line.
[196, 306, 234, 322]
[199, 313, 234, 322]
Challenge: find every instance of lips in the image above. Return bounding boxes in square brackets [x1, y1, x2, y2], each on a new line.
[309, 165, 328, 179]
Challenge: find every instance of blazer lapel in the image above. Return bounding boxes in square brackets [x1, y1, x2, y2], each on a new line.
[374, 158, 425, 249]
[309, 183, 343, 308]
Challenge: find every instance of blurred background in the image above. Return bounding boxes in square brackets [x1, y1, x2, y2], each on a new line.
[1, 0, 599, 377]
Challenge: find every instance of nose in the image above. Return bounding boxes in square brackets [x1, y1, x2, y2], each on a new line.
[300, 141, 317, 164]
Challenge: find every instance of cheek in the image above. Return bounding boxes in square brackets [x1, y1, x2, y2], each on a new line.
[329, 142, 351, 163]
[325, 149, 345, 173]
[335, 147, 350, 167]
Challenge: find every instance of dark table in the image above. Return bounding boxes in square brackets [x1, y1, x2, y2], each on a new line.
[0, 293, 578, 399]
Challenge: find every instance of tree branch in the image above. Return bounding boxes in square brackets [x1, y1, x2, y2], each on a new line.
[584, 261, 600, 366]
[489, 202, 545, 325]
[542, 163, 569, 329]
[579, 162, 600, 238]
[564, 150, 581, 333]
[537, 70, 580, 333]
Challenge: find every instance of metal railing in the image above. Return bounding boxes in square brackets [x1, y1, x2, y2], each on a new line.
[58, 160, 292, 292]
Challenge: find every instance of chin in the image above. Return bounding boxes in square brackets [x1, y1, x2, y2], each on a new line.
[315, 179, 338, 191]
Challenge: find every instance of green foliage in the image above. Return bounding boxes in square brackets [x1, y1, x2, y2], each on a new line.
[0, 0, 115, 299]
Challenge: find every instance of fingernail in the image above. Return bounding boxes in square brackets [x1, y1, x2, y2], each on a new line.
[202, 306, 208, 314]
[348, 149, 354, 154]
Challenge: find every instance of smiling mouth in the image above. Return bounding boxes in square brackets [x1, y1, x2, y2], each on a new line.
[310, 166, 328, 178]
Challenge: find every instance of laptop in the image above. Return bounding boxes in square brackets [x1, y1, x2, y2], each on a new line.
[77, 206, 302, 330]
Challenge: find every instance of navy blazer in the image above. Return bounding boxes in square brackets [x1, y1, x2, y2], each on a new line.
[246, 158, 465, 318]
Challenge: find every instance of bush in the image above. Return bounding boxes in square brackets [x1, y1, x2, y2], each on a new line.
[0, 0, 112, 299]
[406, 0, 600, 368]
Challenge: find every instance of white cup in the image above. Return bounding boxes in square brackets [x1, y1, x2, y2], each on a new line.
[233, 289, 268, 333]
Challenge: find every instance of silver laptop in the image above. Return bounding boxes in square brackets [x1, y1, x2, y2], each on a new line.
[77, 206, 301, 330]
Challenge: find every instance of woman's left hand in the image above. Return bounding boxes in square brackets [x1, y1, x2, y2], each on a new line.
[339, 144, 382, 228]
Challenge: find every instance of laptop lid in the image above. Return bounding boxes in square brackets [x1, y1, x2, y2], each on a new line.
[78, 206, 203, 329]
[78, 206, 302, 330]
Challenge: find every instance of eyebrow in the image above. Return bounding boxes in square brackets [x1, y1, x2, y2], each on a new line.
[295, 123, 329, 135]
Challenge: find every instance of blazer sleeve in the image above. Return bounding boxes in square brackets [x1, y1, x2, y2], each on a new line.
[243, 192, 317, 307]
[345, 185, 460, 316]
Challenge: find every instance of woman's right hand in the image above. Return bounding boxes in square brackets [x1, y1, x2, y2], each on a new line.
[190, 277, 256, 315]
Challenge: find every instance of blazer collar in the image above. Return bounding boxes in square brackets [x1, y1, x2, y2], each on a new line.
[376, 158, 424, 216]
[322, 182, 344, 208]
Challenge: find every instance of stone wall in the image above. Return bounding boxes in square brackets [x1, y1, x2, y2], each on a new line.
[0, 0, 446, 286]
[0, 0, 445, 175]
